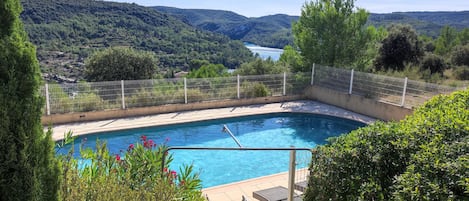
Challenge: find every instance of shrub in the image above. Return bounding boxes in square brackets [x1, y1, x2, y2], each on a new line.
[48, 84, 74, 113]
[186, 89, 206, 103]
[287, 73, 310, 95]
[69, 82, 108, 112]
[126, 88, 158, 107]
[392, 89, 469, 200]
[59, 135, 204, 201]
[420, 53, 446, 75]
[85, 47, 158, 82]
[241, 82, 270, 98]
[451, 44, 469, 66]
[453, 65, 469, 80]
[420, 68, 444, 83]
[304, 89, 469, 200]
[374, 25, 423, 72]
[73, 92, 105, 112]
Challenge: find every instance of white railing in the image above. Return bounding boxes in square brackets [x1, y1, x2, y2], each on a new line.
[41, 65, 462, 115]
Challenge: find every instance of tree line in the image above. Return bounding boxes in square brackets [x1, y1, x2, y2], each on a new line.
[291, 0, 469, 83]
[20, 0, 254, 80]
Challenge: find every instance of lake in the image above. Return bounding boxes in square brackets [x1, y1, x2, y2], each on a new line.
[245, 42, 283, 61]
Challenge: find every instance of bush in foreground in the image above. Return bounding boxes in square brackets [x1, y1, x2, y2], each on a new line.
[58, 134, 204, 201]
[0, 0, 59, 200]
[304, 89, 469, 200]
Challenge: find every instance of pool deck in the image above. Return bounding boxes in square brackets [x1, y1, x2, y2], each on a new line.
[49, 100, 375, 201]
[202, 170, 295, 201]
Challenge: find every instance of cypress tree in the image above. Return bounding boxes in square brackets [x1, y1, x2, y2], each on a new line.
[0, 0, 59, 200]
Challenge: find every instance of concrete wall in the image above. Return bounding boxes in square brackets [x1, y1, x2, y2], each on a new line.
[42, 95, 304, 125]
[305, 86, 413, 121]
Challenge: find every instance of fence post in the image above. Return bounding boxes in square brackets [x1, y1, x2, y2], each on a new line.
[401, 77, 408, 107]
[121, 80, 126, 109]
[45, 83, 51, 115]
[237, 74, 240, 99]
[283, 72, 287, 96]
[349, 69, 354, 95]
[184, 78, 188, 104]
[288, 148, 296, 201]
[311, 63, 315, 85]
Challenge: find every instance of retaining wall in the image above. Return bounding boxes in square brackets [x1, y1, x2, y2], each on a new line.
[305, 86, 413, 121]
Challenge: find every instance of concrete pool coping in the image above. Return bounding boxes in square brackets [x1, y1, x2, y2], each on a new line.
[49, 100, 376, 141]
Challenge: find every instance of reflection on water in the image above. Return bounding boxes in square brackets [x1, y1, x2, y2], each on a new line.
[245, 42, 284, 61]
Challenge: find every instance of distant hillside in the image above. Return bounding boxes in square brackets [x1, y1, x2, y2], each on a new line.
[368, 13, 444, 37]
[397, 11, 469, 29]
[368, 11, 469, 37]
[153, 6, 297, 49]
[20, 0, 254, 81]
[154, 6, 469, 48]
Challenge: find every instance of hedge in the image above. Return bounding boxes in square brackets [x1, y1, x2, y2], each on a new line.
[305, 88, 469, 200]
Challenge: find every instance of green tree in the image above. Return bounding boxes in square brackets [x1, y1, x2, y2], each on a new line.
[451, 44, 469, 80]
[457, 28, 469, 45]
[420, 35, 436, 52]
[186, 64, 228, 78]
[434, 26, 458, 56]
[361, 25, 388, 71]
[189, 59, 210, 71]
[0, 0, 59, 200]
[85, 47, 158, 81]
[235, 58, 286, 75]
[279, 45, 304, 72]
[293, 0, 372, 69]
[451, 44, 469, 66]
[374, 24, 423, 71]
[420, 53, 446, 75]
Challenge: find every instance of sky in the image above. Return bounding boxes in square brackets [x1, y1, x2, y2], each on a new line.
[105, 0, 469, 17]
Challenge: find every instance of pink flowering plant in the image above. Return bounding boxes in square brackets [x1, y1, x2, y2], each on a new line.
[59, 134, 203, 200]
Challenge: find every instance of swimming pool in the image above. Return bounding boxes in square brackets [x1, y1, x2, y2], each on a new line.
[58, 113, 366, 188]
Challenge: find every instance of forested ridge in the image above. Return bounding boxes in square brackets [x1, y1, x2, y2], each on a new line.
[154, 6, 469, 48]
[20, 0, 254, 81]
[18, 0, 469, 82]
[153, 6, 297, 49]
[369, 11, 469, 37]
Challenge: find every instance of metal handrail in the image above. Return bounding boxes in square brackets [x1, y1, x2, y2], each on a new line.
[161, 146, 312, 201]
[161, 146, 313, 175]
[222, 125, 243, 147]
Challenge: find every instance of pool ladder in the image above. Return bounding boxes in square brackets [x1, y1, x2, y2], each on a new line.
[222, 125, 243, 148]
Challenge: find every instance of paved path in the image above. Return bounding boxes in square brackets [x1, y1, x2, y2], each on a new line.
[50, 100, 375, 141]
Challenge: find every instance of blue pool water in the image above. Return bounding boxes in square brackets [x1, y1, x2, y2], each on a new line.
[58, 113, 365, 188]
